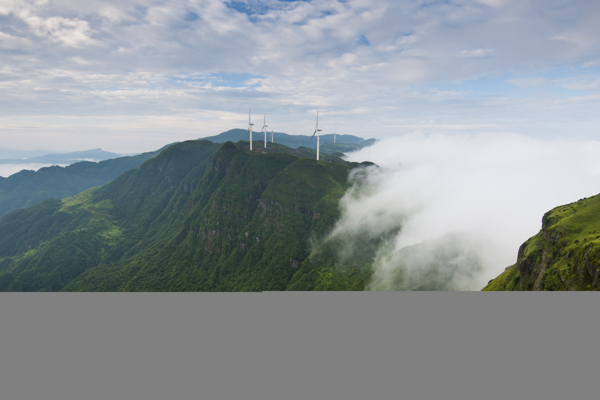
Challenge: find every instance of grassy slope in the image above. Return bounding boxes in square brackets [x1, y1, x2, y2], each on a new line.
[0, 140, 370, 291]
[483, 193, 600, 291]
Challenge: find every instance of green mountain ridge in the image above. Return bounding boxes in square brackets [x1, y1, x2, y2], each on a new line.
[484, 193, 600, 291]
[201, 129, 373, 153]
[0, 140, 375, 292]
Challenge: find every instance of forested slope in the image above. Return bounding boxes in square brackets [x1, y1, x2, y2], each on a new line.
[0, 140, 373, 291]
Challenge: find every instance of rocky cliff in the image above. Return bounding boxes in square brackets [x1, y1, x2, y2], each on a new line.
[484, 193, 600, 291]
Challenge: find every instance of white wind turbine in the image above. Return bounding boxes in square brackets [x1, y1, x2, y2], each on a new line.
[262, 113, 268, 148]
[248, 109, 254, 150]
[311, 111, 322, 161]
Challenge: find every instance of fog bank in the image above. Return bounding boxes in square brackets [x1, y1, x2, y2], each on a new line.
[336, 133, 600, 290]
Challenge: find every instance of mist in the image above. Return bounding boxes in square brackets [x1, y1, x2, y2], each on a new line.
[332, 133, 600, 290]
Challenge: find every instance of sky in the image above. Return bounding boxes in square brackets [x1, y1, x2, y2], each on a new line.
[2, 0, 600, 153]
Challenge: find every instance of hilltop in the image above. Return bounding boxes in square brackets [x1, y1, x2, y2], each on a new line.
[201, 129, 373, 153]
[0, 140, 375, 291]
[483, 194, 600, 291]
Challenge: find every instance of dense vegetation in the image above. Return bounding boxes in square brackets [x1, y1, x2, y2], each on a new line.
[0, 146, 169, 217]
[484, 193, 600, 291]
[0, 140, 375, 291]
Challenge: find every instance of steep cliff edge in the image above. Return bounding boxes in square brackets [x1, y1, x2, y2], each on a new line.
[483, 193, 600, 291]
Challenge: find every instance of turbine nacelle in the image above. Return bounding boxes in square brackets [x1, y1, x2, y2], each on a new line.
[311, 110, 322, 139]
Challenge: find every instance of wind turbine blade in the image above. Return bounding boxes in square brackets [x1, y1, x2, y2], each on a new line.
[311, 129, 316, 139]
[316, 111, 319, 129]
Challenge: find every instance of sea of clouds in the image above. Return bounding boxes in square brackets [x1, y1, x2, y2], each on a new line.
[335, 133, 600, 290]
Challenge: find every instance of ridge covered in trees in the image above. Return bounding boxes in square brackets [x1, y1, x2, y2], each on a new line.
[0, 140, 375, 291]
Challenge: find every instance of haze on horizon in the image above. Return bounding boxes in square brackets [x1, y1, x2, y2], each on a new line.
[1, 0, 600, 154]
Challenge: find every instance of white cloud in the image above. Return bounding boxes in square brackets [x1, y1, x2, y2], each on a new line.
[507, 77, 548, 87]
[5, 2, 98, 47]
[336, 133, 600, 290]
[474, 0, 504, 8]
[460, 49, 494, 58]
[559, 77, 600, 90]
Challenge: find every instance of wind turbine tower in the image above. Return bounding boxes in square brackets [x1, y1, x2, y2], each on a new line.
[262, 113, 268, 148]
[248, 109, 254, 151]
[311, 111, 322, 161]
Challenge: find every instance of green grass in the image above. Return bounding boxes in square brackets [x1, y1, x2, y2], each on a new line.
[484, 193, 600, 291]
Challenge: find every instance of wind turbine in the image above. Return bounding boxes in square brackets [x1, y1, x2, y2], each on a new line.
[311, 111, 322, 161]
[262, 113, 268, 148]
[271, 129, 274, 143]
[248, 109, 254, 150]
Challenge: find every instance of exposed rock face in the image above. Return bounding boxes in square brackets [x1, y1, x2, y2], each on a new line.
[484, 194, 600, 291]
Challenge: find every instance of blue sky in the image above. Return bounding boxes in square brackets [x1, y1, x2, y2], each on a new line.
[1, 0, 600, 152]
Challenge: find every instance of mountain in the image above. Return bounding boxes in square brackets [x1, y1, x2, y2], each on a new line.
[0, 129, 374, 219]
[483, 194, 600, 291]
[0, 140, 375, 292]
[0, 148, 122, 165]
[0, 145, 171, 217]
[0, 129, 375, 220]
[201, 129, 372, 153]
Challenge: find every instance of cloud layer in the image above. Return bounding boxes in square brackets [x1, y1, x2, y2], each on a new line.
[336, 133, 600, 290]
[1, 1, 600, 152]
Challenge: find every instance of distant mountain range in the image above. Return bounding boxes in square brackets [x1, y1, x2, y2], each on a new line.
[0, 148, 122, 165]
